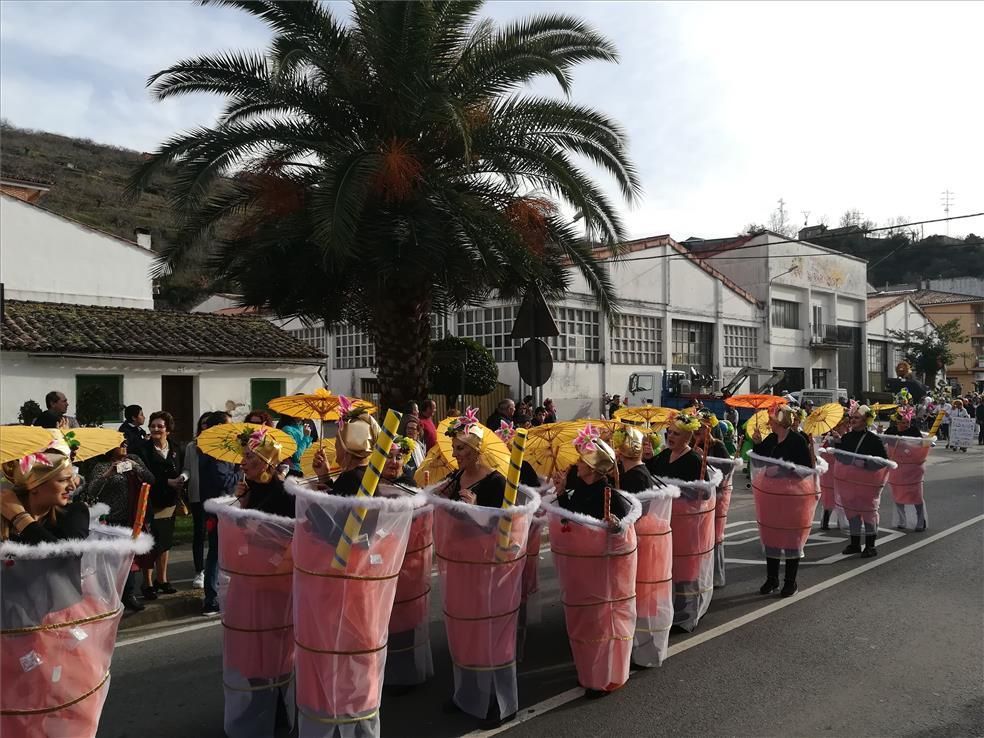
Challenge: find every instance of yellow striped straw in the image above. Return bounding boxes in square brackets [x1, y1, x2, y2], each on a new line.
[330, 408, 402, 571]
[495, 427, 528, 562]
[928, 411, 945, 437]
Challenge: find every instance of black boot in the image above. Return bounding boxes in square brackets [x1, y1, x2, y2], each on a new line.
[860, 534, 878, 558]
[842, 536, 862, 555]
[122, 593, 145, 612]
[781, 558, 799, 597]
[760, 557, 780, 594]
[820, 509, 831, 531]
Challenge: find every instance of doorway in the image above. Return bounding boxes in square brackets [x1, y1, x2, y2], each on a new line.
[162, 375, 195, 444]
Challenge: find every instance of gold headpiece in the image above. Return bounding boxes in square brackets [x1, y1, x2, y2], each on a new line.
[2, 451, 72, 491]
[337, 412, 381, 459]
[612, 426, 644, 459]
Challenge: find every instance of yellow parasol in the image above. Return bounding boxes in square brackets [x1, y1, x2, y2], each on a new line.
[196, 422, 297, 463]
[746, 409, 772, 441]
[62, 428, 125, 461]
[803, 403, 845, 437]
[870, 403, 897, 415]
[614, 405, 678, 430]
[0, 426, 57, 464]
[428, 416, 512, 478]
[413, 445, 456, 487]
[299, 439, 337, 477]
[524, 421, 585, 478]
[267, 388, 377, 422]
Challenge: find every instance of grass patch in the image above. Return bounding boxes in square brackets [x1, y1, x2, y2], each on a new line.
[173, 514, 195, 545]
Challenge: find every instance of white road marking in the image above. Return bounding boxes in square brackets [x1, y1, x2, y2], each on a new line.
[464, 513, 984, 737]
[117, 618, 221, 648]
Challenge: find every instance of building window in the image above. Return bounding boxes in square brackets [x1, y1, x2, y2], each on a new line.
[723, 325, 758, 367]
[867, 340, 887, 392]
[672, 320, 713, 374]
[457, 305, 521, 362]
[76, 375, 123, 423]
[250, 378, 286, 417]
[332, 323, 376, 370]
[288, 325, 328, 355]
[812, 368, 829, 389]
[547, 306, 601, 363]
[973, 304, 984, 335]
[611, 314, 662, 365]
[771, 299, 801, 329]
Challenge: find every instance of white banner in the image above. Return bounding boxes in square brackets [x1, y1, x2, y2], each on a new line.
[948, 417, 977, 449]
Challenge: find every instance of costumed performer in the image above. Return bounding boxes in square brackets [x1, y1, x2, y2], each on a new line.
[697, 411, 739, 588]
[430, 409, 532, 729]
[209, 426, 295, 738]
[750, 405, 816, 597]
[312, 396, 380, 496]
[548, 426, 638, 695]
[380, 435, 434, 692]
[883, 405, 928, 532]
[613, 425, 656, 494]
[646, 413, 719, 632]
[836, 402, 889, 558]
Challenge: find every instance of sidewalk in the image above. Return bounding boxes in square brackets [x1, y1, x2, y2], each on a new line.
[120, 544, 203, 630]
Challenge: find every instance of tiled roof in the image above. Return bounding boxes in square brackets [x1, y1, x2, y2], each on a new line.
[909, 289, 983, 306]
[866, 293, 907, 319]
[1, 300, 324, 362]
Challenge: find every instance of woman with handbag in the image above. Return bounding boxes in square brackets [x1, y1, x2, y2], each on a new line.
[139, 411, 187, 600]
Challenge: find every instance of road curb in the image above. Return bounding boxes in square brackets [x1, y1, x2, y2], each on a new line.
[120, 590, 202, 630]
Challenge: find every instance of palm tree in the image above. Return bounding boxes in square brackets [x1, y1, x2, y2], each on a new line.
[130, 0, 639, 411]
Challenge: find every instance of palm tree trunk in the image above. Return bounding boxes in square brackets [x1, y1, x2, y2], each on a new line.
[370, 293, 432, 414]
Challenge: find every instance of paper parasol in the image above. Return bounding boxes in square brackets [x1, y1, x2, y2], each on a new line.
[62, 428, 125, 461]
[196, 423, 297, 464]
[746, 409, 772, 441]
[413, 444, 456, 486]
[0, 426, 58, 464]
[524, 421, 585, 477]
[725, 393, 787, 411]
[267, 388, 377, 421]
[870, 403, 897, 415]
[431, 416, 511, 478]
[803, 403, 845, 437]
[614, 405, 678, 429]
[299, 439, 337, 477]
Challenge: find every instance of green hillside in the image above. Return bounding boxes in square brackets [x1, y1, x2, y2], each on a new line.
[0, 122, 212, 308]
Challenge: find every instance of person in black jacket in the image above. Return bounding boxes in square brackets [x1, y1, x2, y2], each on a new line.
[199, 412, 239, 615]
[613, 426, 656, 494]
[117, 404, 148, 453]
[139, 411, 187, 600]
[237, 429, 295, 518]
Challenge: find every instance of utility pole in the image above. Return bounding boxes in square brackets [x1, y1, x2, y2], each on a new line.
[941, 189, 955, 237]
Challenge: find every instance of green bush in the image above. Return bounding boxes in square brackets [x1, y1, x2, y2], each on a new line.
[429, 336, 498, 408]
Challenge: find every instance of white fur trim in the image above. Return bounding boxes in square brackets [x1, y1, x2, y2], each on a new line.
[204, 496, 296, 525]
[540, 491, 643, 531]
[422, 481, 541, 519]
[706, 456, 744, 472]
[632, 485, 682, 502]
[748, 451, 824, 477]
[652, 467, 722, 495]
[1, 526, 154, 560]
[875, 433, 937, 449]
[286, 477, 426, 511]
[87, 503, 110, 520]
[820, 447, 898, 469]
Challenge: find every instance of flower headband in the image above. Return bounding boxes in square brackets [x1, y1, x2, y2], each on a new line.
[445, 406, 481, 438]
[573, 423, 601, 453]
[892, 405, 915, 423]
[337, 395, 371, 429]
[673, 413, 700, 433]
[389, 434, 416, 459]
[495, 420, 517, 444]
[698, 409, 719, 428]
[896, 388, 912, 406]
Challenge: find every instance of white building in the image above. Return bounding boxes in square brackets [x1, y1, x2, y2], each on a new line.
[0, 191, 324, 438]
[689, 231, 869, 397]
[276, 235, 764, 419]
[864, 294, 934, 393]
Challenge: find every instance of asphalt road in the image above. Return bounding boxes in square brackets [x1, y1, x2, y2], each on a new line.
[97, 445, 984, 738]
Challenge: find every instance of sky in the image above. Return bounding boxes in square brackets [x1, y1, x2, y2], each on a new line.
[1, 0, 982, 240]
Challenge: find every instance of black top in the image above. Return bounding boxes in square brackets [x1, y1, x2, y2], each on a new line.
[443, 469, 508, 508]
[519, 461, 540, 488]
[117, 422, 148, 452]
[140, 442, 184, 509]
[332, 468, 365, 497]
[557, 478, 632, 521]
[836, 430, 888, 459]
[33, 410, 63, 429]
[701, 439, 730, 460]
[79, 454, 155, 526]
[620, 463, 655, 494]
[244, 477, 295, 518]
[645, 448, 703, 482]
[199, 456, 238, 502]
[885, 424, 922, 438]
[753, 431, 814, 468]
[11, 501, 91, 545]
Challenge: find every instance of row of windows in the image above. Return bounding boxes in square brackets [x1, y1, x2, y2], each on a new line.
[291, 315, 765, 370]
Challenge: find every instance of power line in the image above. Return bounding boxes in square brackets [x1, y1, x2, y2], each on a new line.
[603, 211, 984, 265]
